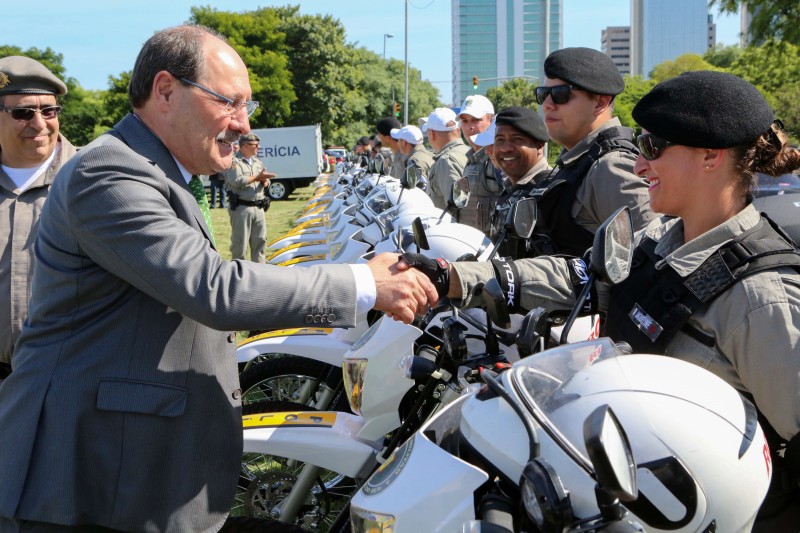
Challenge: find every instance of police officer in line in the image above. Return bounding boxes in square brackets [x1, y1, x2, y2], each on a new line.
[0, 56, 77, 378]
[224, 132, 274, 263]
[486, 107, 552, 259]
[530, 47, 655, 256]
[457, 95, 500, 234]
[423, 107, 470, 209]
[407, 71, 800, 532]
[390, 124, 433, 191]
[375, 117, 406, 179]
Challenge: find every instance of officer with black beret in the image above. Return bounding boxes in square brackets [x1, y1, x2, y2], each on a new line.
[375, 117, 406, 179]
[410, 70, 800, 532]
[529, 46, 656, 257]
[487, 106, 552, 258]
[0, 56, 77, 377]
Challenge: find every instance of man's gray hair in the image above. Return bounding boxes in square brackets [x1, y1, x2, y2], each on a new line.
[128, 24, 226, 109]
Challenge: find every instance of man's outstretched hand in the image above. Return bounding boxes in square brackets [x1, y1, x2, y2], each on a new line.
[367, 252, 439, 323]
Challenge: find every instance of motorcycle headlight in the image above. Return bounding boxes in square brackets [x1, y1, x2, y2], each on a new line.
[343, 358, 368, 415]
[350, 506, 395, 533]
[323, 214, 335, 229]
[519, 459, 572, 532]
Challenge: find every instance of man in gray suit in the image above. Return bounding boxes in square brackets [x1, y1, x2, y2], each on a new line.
[0, 25, 435, 533]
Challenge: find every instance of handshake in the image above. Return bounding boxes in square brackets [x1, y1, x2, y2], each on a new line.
[365, 252, 452, 324]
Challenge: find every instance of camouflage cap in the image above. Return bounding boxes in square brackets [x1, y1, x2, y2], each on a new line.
[239, 133, 260, 143]
[0, 56, 67, 96]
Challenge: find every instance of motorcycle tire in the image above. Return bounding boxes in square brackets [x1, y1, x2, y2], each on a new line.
[239, 356, 351, 412]
[219, 515, 308, 533]
[234, 400, 356, 533]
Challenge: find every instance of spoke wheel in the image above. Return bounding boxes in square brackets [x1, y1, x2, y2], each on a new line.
[234, 401, 359, 532]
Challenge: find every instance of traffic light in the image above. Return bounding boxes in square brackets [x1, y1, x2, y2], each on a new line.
[472, 76, 478, 90]
[393, 102, 400, 118]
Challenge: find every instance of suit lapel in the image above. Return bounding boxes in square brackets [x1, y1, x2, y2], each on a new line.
[113, 114, 217, 249]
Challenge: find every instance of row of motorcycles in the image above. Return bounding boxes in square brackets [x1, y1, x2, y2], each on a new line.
[228, 158, 772, 533]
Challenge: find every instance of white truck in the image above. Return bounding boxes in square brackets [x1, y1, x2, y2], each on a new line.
[250, 124, 324, 200]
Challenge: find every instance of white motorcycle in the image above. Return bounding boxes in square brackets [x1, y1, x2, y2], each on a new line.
[348, 207, 772, 533]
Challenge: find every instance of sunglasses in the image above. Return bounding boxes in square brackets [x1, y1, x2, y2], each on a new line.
[636, 133, 675, 161]
[0, 105, 62, 121]
[534, 84, 575, 105]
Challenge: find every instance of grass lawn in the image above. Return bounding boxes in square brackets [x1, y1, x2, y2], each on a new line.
[209, 183, 319, 260]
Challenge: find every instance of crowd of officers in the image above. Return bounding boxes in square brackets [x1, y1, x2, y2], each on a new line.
[355, 47, 654, 262]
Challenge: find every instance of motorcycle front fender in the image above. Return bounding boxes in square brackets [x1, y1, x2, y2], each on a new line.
[243, 411, 382, 478]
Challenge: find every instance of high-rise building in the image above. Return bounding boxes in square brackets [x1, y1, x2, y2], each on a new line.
[452, 0, 562, 107]
[601, 26, 631, 76]
[708, 13, 717, 50]
[630, 0, 710, 78]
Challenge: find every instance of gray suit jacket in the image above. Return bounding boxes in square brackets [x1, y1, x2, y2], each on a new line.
[0, 114, 358, 532]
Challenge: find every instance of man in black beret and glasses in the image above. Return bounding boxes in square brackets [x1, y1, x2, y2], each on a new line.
[0, 56, 76, 380]
[529, 47, 656, 257]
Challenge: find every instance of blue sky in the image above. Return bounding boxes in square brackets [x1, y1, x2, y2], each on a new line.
[4, 1, 739, 104]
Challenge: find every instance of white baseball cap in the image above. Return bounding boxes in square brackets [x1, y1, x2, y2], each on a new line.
[459, 94, 494, 119]
[421, 108, 459, 133]
[472, 116, 497, 147]
[390, 125, 424, 145]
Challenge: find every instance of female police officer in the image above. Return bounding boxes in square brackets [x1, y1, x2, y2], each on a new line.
[402, 71, 800, 530]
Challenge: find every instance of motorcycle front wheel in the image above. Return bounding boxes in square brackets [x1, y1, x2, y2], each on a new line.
[238, 356, 351, 412]
[233, 400, 358, 533]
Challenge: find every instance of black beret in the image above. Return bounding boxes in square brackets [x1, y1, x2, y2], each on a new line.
[0, 56, 67, 96]
[632, 71, 774, 149]
[376, 117, 402, 136]
[544, 47, 624, 96]
[495, 106, 548, 143]
[356, 135, 371, 146]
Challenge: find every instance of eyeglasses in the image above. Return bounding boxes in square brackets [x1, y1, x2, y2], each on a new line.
[178, 78, 259, 117]
[534, 85, 575, 105]
[636, 133, 675, 161]
[0, 105, 62, 121]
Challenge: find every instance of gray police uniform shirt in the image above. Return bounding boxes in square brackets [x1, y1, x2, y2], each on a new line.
[459, 146, 505, 235]
[390, 150, 407, 180]
[0, 135, 77, 365]
[453, 204, 800, 441]
[556, 117, 656, 234]
[405, 144, 435, 181]
[223, 153, 267, 201]
[428, 139, 470, 209]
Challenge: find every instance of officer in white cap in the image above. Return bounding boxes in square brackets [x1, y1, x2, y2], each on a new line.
[391, 125, 433, 190]
[0, 56, 76, 377]
[422, 108, 470, 209]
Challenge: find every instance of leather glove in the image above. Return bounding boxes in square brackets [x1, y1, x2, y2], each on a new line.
[401, 252, 450, 300]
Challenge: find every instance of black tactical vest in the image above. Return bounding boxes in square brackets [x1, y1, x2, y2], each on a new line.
[490, 172, 549, 259]
[605, 214, 800, 354]
[529, 126, 638, 257]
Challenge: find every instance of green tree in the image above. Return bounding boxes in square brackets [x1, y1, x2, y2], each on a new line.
[712, 0, 800, 46]
[650, 53, 721, 82]
[485, 78, 538, 111]
[614, 75, 656, 130]
[190, 6, 296, 128]
[704, 44, 743, 68]
[101, 71, 132, 132]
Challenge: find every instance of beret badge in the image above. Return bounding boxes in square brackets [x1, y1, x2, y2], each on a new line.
[0, 72, 9, 90]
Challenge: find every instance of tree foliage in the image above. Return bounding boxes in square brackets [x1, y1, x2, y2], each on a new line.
[485, 78, 538, 112]
[703, 44, 743, 68]
[614, 75, 656, 130]
[712, 0, 800, 46]
[650, 53, 721, 83]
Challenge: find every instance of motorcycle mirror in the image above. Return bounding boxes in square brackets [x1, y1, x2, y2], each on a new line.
[590, 206, 634, 285]
[441, 316, 468, 361]
[510, 197, 538, 239]
[482, 278, 511, 330]
[583, 405, 638, 504]
[451, 176, 471, 210]
[403, 166, 419, 190]
[359, 155, 369, 168]
[377, 159, 386, 176]
[411, 217, 430, 251]
[516, 307, 550, 358]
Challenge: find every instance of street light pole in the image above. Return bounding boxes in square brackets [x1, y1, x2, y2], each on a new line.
[404, 0, 408, 124]
[383, 33, 394, 61]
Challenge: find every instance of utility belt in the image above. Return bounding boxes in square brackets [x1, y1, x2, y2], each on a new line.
[227, 191, 270, 211]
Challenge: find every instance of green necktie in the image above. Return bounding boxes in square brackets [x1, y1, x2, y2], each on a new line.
[189, 175, 215, 244]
